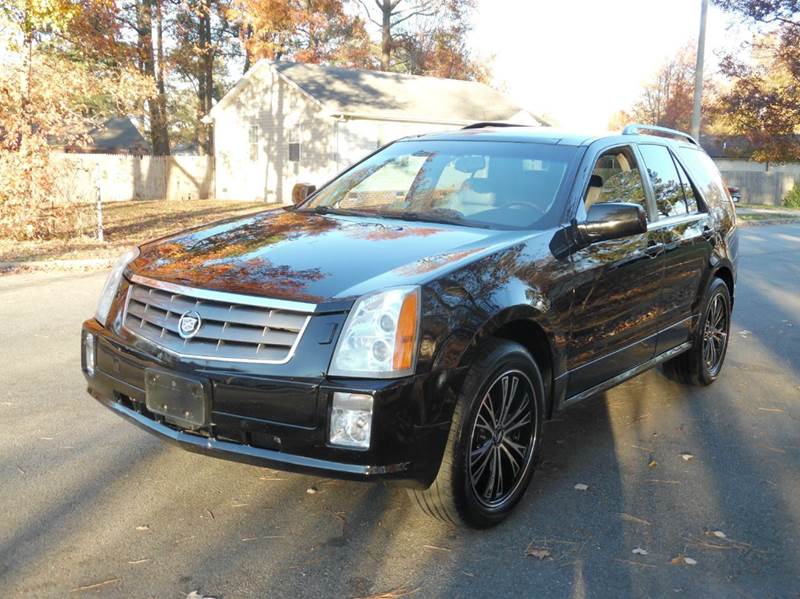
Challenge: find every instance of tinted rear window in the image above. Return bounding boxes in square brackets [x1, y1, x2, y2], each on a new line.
[676, 147, 730, 210]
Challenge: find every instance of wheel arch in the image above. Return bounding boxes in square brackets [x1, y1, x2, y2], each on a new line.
[713, 264, 735, 305]
[454, 307, 561, 420]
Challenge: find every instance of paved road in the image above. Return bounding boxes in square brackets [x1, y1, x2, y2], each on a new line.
[1, 225, 799, 599]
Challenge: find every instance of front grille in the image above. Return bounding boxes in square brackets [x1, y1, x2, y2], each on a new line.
[122, 276, 313, 364]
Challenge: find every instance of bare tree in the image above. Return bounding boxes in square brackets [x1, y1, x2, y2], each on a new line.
[357, 0, 439, 70]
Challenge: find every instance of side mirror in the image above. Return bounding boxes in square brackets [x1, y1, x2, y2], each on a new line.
[577, 202, 647, 246]
[292, 182, 316, 205]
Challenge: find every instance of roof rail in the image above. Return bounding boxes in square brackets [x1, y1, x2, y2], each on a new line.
[462, 121, 527, 130]
[622, 123, 698, 145]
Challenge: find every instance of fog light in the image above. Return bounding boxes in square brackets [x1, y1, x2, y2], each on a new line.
[84, 333, 96, 376]
[329, 392, 373, 449]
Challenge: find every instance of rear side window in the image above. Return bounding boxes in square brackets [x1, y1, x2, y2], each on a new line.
[676, 147, 729, 210]
[673, 158, 700, 213]
[638, 144, 687, 218]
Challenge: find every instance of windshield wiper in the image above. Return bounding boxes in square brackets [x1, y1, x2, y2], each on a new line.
[303, 206, 371, 217]
[365, 209, 466, 226]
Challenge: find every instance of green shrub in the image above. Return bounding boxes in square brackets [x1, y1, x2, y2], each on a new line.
[785, 183, 800, 209]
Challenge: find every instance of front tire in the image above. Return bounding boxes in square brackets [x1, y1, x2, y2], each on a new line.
[408, 339, 545, 528]
[663, 277, 732, 386]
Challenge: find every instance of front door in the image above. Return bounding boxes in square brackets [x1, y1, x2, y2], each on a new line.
[565, 145, 665, 398]
[637, 143, 713, 354]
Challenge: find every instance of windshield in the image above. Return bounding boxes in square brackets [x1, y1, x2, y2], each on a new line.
[301, 140, 580, 229]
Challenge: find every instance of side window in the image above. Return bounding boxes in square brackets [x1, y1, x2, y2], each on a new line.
[676, 147, 728, 210]
[672, 155, 700, 213]
[638, 144, 687, 218]
[583, 147, 648, 219]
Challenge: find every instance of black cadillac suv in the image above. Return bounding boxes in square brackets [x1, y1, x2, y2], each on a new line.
[81, 123, 738, 527]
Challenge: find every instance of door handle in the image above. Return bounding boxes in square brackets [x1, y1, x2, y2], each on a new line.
[645, 241, 664, 257]
[702, 226, 716, 245]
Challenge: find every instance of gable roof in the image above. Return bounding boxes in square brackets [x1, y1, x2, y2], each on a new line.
[51, 116, 151, 154]
[208, 60, 543, 126]
[88, 116, 150, 152]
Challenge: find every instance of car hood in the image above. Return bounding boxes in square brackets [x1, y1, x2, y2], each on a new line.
[130, 209, 533, 305]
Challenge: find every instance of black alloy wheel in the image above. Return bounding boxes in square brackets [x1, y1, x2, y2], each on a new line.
[702, 292, 729, 377]
[468, 370, 536, 509]
[408, 339, 545, 528]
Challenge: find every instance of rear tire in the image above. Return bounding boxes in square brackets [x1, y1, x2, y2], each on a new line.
[663, 277, 732, 386]
[408, 339, 545, 528]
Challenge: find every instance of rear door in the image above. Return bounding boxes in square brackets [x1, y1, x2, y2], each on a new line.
[637, 143, 713, 354]
[565, 144, 665, 398]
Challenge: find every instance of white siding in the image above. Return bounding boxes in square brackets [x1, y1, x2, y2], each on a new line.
[335, 119, 460, 171]
[214, 67, 336, 203]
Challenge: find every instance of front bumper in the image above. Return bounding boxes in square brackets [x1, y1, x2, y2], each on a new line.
[82, 319, 456, 485]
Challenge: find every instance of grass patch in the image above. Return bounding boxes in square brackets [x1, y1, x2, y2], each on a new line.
[737, 212, 800, 223]
[738, 204, 800, 212]
[0, 199, 276, 263]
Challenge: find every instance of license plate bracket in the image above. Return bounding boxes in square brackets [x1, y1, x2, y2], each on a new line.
[144, 369, 209, 429]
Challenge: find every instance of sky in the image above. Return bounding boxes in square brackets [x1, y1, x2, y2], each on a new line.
[470, 0, 752, 130]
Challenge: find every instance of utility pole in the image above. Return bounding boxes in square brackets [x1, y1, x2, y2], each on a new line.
[691, 0, 709, 141]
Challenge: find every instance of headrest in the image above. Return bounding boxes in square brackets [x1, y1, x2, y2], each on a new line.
[589, 174, 603, 188]
[463, 178, 494, 194]
[454, 155, 486, 173]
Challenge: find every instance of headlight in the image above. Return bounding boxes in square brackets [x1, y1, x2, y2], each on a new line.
[329, 392, 373, 449]
[329, 286, 420, 378]
[95, 247, 139, 326]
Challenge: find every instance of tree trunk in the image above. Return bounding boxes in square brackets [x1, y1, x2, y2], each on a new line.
[197, 0, 214, 156]
[243, 23, 253, 74]
[380, 0, 392, 70]
[138, 0, 170, 155]
[154, 0, 170, 155]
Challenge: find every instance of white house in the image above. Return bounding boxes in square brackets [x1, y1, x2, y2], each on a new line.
[205, 60, 544, 203]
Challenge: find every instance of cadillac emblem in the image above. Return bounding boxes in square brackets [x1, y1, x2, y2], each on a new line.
[178, 310, 202, 339]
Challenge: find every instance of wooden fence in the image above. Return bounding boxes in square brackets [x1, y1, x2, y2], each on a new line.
[51, 153, 214, 202]
[715, 159, 800, 206]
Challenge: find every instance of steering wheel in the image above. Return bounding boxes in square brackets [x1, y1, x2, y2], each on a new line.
[504, 201, 545, 216]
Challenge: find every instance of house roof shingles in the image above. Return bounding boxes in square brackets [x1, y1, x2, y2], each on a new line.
[211, 60, 542, 125]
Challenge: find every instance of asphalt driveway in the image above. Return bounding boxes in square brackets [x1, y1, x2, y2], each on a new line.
[1, 224, 798, 599]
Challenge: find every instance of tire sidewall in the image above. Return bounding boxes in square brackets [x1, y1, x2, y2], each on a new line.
[452, 342, 545, 527]
[694, 278, 732, 384]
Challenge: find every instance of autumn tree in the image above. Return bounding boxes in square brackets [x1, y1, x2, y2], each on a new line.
[0, 1, 153, 238]
[171, 0, 238, 155]
[713, 0, 800, 160]
[355, 0, 486, 80]
[230, 0, 371, 69]
[619, 45, 700, 131]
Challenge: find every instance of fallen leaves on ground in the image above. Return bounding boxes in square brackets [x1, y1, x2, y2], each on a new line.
[647, 454, 658, 468]
[69, 577, 121, 593]
[306, 486, 318, 494]
[354, 584, 420, 599]
[620, 513, 651, 526]
[670, 554, 697, 566]
[423, 544, 451, 552]
[525, 545, 552, 560]
[680, 453, 694, 461]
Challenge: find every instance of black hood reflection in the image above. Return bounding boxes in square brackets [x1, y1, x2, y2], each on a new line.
[131, 209, 519, 303]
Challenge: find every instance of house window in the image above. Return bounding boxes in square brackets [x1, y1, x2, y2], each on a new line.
[288, 141, 300, 162]
[249, 123, 259, 161]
